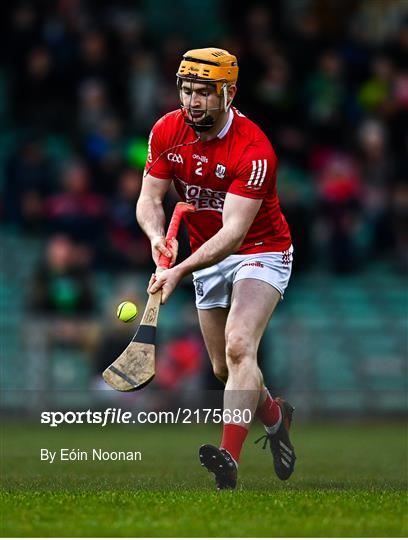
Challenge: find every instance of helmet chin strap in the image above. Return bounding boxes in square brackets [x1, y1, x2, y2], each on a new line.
[183, 112, 216, 132]
[178, 77, 231, 132]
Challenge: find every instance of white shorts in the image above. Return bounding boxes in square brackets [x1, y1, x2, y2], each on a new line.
[192, 246, 294, 309]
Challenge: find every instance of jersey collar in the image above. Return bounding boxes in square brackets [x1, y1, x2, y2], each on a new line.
[217, 108, 234, 139]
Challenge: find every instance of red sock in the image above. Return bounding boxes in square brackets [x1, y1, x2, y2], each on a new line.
[220, 424, 248, 463]
[256, 392, 281, 427]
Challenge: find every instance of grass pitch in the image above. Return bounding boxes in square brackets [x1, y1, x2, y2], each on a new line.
[1, 421, 407, 537]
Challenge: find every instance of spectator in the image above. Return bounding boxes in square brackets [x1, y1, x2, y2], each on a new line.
[12, 46, 64, 130]
[77, 30, 112, 87]
[357, 119, 393, 255]
[106, 168, 151, 270]
[5, 3, 41, 73]
[316, 152, 363, 273]
[128, 51, 160, 132]
[256, 53, 295, 132]
[358, 55, 394, 116]
[77, 79, 113, 136]
[305, 50, 346, 144]
[30, 234, 95, 316]
[44, 160, 108, 248]
[83, 115, 126, 194]
[4, 134, 54, 230]
[155, 329, 205, 391]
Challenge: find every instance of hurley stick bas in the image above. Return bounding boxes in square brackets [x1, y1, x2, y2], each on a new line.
[102, 202, 196, 391]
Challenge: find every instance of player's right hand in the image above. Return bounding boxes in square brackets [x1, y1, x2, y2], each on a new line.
[151, 235, 178, 268]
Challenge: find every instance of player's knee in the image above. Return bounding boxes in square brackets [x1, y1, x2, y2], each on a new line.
[225, 331, 254, 365]
[213, 363, 228, 383]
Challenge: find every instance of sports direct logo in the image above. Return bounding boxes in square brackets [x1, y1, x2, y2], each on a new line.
[177, 178, 226, 212]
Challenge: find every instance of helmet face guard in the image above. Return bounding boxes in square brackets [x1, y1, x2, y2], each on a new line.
[176, 48, 238, 132]
[177, 76, 230, 132]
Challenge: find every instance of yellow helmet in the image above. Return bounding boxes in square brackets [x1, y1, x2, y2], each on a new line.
[177, 47, 239, 94]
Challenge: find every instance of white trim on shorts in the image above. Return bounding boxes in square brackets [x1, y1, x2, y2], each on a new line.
[192, 246, 294, 310]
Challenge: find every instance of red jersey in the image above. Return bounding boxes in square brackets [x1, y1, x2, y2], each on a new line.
[145, 107, 291, 254]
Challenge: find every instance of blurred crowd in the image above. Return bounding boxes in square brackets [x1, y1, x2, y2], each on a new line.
[2, 0, 407, 277]
[1, 1, 407, 329]
[0, 0, 406, 396]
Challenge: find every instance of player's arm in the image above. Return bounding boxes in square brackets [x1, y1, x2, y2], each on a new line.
[148, 193, 262, 301]
[136, 174, 175, 265]
[176, 145, 276, 274]
[177, 192, 262, 276]
[148, 193, 262, 302]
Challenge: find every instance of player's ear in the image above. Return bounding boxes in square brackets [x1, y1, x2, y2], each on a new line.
[227, 84, 237, 107]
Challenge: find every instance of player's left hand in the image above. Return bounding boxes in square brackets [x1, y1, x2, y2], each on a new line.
[147, 266, 183, 304]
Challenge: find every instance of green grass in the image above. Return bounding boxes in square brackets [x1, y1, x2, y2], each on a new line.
[1, 421, 407, 537]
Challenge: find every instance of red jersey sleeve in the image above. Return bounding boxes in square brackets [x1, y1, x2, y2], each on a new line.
[144, 116, 173, 179]
[228, 144, 278, 199]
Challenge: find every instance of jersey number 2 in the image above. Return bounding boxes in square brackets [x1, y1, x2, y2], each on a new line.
[195, 161, 203, 176]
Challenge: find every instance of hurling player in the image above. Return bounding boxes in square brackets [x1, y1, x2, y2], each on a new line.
[138, 48, 296, 489]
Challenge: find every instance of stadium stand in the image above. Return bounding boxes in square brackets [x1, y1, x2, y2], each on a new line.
[0, 1, 406, 414]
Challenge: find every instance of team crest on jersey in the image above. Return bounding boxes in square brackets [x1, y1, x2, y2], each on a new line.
[194, 280, 204, 297]
[215, 163, 226, 179]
